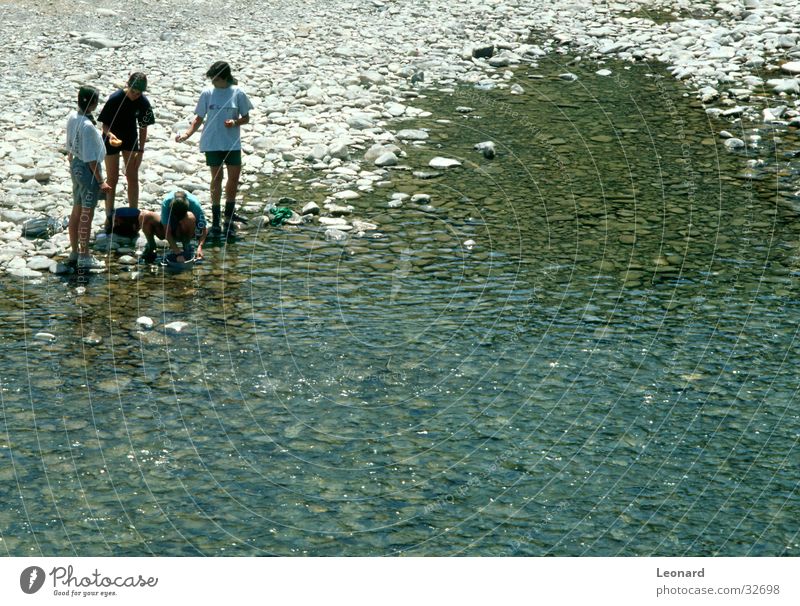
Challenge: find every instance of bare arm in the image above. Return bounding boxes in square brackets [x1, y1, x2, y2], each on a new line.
[195, 227, 208, 259]
[176, 115, 203, 142]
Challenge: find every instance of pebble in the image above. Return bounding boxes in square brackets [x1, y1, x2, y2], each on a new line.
[33, 332, 56, 342]
[395, 129, 429, 141]
[474, 141, 496, 159]
[136, 316, 155, 329]
[429, 157, 462, 169]
[374, 152, 398, 167]
[164, 321, 190, 334]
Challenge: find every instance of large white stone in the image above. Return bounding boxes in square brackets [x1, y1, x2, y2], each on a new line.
[429, 157, 461, 169]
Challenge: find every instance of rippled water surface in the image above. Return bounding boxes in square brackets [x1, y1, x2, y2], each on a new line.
[1, 57, 799, 555]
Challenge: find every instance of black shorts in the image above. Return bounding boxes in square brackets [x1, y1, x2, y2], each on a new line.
[104, 136, 139, 155]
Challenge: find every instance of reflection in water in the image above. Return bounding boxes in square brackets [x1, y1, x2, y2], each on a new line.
[1, 56, 799, 556]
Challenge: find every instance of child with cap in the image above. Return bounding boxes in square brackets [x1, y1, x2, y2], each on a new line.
[65, 86, 112, 270]
[98, 71, 156, 232]
[176, 61, 253, 238]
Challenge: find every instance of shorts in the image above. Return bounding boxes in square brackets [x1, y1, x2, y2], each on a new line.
[205, 150, 242, 166]
[70, 158, 100, 209]
[103, 131, 139, 156]
[104, 138, 140, 155]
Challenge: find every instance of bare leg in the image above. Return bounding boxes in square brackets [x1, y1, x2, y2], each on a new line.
[224, 164, 241, 202]
[68, 204, 81, 254]
[140, 211, 163, 249]
[123, 150, 142, 208]
[104, 154, 120, 216]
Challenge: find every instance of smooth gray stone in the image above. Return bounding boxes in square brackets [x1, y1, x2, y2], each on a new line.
[395, 129, 429, 141]
[374, 152, 398, 167]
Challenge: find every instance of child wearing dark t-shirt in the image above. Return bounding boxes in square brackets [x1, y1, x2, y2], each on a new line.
[98, 71, 156, 231]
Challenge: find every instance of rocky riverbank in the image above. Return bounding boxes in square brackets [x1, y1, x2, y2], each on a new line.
[0, 0, 798, 279]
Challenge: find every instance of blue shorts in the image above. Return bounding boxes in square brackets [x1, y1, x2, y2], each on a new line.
[70, 158, 100, 209]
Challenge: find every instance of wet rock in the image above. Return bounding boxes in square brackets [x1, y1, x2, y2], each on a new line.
[429, 157, 461, 169]
[34, 332, 56, 342]
[474, 141, 496, 159]
[782, 61, 800, 75]
[164, 321, 190, 334]
[324, 228, 348, 242]
[410, 194, 431, 203]
[559, 73, 578, 81]
[374, 152, 398, 167]
[301, 202, 320, 215]
[333, 190, 360, 200]
[395, 129, 428, 141]
[136, 316, 155, 329]
[724, 138, 746, 150]
[82, 333, 103, 346]
[767, 78, 800, 94]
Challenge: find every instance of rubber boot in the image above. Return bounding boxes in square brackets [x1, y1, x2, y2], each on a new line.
[223, 200, 237, 237]
[210, 205, 222, 237]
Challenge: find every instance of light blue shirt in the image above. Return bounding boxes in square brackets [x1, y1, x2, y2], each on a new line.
[195, 86, 253, 152]
[160, 191, 206, 232]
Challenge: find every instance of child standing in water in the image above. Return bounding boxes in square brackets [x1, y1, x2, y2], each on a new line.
[176, 61, 252, 237]
[98, 71, 156, 231]
[66, 86, 111, 270]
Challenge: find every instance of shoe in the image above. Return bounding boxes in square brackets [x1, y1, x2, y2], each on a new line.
[223, 222, 237, 237]
[76, 255, 105, 270]
[66, 252, 78, 267]
[209, 224, 223, 238]
[141, 247, 157, 263]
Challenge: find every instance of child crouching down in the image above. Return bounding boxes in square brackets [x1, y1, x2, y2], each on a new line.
[139, 190, 208, 263]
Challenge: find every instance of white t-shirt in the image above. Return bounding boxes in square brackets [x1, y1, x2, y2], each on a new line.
[195, 85, 253, 152]
[66, 111, 106, 164]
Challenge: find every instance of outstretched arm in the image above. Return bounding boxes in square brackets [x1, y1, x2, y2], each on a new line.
[176, 115, 203, 142]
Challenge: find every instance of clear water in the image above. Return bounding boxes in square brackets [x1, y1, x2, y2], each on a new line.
[1, 57, 799, 556]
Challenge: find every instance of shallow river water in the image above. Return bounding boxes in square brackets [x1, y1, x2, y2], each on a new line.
[1, 56, 798, 555]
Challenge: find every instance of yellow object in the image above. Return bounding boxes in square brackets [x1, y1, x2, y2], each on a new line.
[110, 137, 123, 147]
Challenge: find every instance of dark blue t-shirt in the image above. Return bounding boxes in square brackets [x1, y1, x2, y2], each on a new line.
[98, 89, 155, 148]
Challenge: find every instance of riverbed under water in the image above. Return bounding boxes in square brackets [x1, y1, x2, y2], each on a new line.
[1, 55, 798, 556]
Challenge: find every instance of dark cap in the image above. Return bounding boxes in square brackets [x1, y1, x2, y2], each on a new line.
[206, 61, 237, 85]
[78, 86, 100, 111]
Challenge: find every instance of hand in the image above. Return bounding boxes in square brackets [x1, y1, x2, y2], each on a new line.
[195, 247, 204, 260]
[100, 182, 112, 193]
[175, 133, 188, 142]
[224, 119, 236, 128]
[109, 134, 123, 147]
